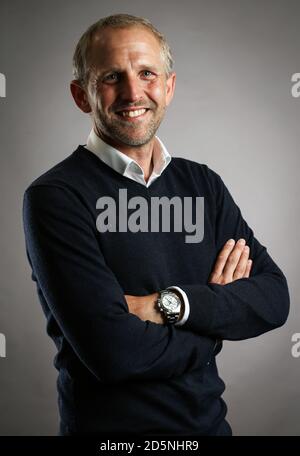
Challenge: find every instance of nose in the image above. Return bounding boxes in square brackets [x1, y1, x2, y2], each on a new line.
[120, 74, 142, 103]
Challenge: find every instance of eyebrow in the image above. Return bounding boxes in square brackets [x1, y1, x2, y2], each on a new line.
[99, 63, 161, 77]
[101, 67, 123, 75]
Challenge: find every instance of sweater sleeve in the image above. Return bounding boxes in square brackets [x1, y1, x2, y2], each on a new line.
[176, 169, 290, 341]
[22, 184, 216, 383]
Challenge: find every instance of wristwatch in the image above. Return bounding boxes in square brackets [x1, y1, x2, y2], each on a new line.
[157, 289, 182, 324]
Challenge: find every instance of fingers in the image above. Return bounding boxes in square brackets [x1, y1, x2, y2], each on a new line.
[209, 238, 253, 285]
[222, 238, 248, 282]
[233, 245, 250, 280]
[209, 239, 236, 283]
[244, 259, 253, 278]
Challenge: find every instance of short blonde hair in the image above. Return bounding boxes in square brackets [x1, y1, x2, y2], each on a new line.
[72, 13, 174, 86]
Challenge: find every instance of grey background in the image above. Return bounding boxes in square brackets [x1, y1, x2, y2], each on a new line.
[0, 0, 299, 435]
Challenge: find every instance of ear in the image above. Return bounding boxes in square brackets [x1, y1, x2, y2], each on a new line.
[165, 72, 176, 107]
[70, 80, 92, 113]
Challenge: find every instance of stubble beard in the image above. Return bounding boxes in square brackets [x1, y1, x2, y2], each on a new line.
[94, 106, 166, 147]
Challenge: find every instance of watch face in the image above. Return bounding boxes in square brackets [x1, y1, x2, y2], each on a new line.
[162, 293, 180, 311]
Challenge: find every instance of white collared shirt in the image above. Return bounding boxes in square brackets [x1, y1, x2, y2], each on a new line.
[86, 128, 171, 187]
[85, 129, 190, 326]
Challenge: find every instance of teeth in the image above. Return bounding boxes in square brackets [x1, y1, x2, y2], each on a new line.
[121, 109, 146, 118]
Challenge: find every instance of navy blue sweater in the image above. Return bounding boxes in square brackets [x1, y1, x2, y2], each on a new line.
[22, 145, 290, 435]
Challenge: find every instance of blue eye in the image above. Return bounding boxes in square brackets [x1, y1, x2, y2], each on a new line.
[143, 70, 154, 77]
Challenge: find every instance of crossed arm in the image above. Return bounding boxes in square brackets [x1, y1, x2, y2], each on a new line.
[23, 171, 289, 383]
[125, 169, 289, 341]
[125, 238, 253, 325]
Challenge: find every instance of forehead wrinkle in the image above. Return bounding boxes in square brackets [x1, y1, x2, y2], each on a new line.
[88, 28, 164, 73]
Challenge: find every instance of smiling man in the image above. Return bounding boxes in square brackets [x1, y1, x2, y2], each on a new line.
[71, 20, 175, 181]
[22, 14, 289, 436]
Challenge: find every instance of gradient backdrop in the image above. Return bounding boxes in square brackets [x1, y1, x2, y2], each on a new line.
[0, 0, 299, 435]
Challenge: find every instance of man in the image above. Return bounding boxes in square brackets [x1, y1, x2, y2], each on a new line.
[22, 14, 289, 436]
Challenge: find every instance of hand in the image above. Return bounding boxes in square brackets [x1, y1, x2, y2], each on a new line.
[209, 238, 252, 285]
[124, 292, 165, 324]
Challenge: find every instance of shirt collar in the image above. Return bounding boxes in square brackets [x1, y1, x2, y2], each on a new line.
[85, 128, 171, 187]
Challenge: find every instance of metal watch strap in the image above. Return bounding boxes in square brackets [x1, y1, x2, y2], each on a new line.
[165, 312, 180, 324]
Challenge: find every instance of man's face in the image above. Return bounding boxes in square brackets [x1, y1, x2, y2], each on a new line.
[84, 26, 175, 147]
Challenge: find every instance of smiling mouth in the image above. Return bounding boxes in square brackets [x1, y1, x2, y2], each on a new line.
[116, 108, 149, 119]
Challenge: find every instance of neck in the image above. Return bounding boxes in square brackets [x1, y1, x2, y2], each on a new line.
[94, 127, 156, 182]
